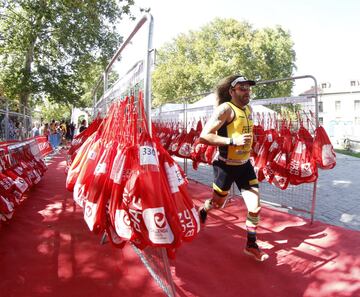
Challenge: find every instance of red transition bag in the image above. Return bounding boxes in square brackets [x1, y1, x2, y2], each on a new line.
[312, 126, 336, 169]
[66, 132, 98, 192]
[288, 137, 318, 185]
[177, 128, 197, 159]
[108, 145, 134, 248]
[0, 194, 14, 220]
[73, 138, 104, 207]
[253, 129, 277, 182]
[3, 169, 29, 194]
[83, 141, 117, 233]
[157, 143, 200, 243]
[123, 132, 183, 250]
[0, 172, 23, 204]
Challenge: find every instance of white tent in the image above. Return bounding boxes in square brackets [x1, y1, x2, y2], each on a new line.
[188, 93, 277, 114]
[189, 93, 215, 108]
[151, 94, 277, 126]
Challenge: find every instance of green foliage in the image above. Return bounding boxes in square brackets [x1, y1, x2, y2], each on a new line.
[335, 149, 360, 158]
[0, 0, 136, 108]
[152, 18, 296, 106]
[77, 114, 86, 126]
[39, 98, 71, 123]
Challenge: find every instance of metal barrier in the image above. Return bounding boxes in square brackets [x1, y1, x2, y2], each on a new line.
[91, 14, 176, 297]
[342, 137, 360, 151]
[0, 97, 41, 141]
[153, 75, 320, 223]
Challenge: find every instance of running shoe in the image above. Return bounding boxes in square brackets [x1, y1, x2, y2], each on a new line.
[199, 207, 208, 224]
[244, 244, 269, 262]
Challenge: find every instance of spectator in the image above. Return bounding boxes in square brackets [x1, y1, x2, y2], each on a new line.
[40, 123, 50, 139]
[31, 122, 40, 137]
[79, 119, 87, 133]
[60, 120, 67, 146]
[70, 123, 75, 140]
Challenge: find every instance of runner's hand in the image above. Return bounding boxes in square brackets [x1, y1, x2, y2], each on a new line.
[233, 133, 252, 146]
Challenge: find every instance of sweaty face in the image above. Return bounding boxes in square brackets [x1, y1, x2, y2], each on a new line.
[230, 83, 252, 107]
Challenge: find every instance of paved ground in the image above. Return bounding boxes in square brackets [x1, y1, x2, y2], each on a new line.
[315, 153, 360, 230]
[176, 153, 360, 232]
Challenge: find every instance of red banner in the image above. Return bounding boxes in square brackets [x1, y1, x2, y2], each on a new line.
[34, 136, 53, 158]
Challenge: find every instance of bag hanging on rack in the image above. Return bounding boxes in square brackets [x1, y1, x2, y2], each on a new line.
[157, 142, 200, 243]
[177, 128, 198, 159]
[109, 145, 134, 247]
[129, 94, 183, 249]
[204, 145, 217, 165]
[83, 140, 117, 233]
[288, 136, 318, 185]
[190, 137, 205, 169]
[66, 131, 99, 191]
[312, 126, 336, 169]
[252, 124, 265, 158]
[169, 131, 186, 156]
[125, 131, 183, 249]
[68, 117, 103, 157]
[253, 129, 277, 182]
[73, 138, 104, 207]
[262, 136, 283, 183]
[266, 150, 290, 190]
[264, 124, 292, 190]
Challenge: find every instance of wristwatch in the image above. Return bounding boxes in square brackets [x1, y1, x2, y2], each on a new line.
[228, 138, 234, 146]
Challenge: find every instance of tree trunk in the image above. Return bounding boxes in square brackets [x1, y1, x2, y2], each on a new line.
[19, 11, 45, 109]
[19, 39, 35, 109]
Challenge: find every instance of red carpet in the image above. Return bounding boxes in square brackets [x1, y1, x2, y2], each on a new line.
[1, 152, 359, 297]
[0, 153, 163, 297]
[171, 182, 360, 297]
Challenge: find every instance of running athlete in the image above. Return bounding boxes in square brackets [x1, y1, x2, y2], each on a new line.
[198, 74, 269, 262]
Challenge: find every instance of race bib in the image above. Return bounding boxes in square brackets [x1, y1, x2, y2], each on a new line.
[139, 145, 158, 166]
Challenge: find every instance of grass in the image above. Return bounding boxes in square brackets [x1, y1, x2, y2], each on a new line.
[335, 149, 360, 158]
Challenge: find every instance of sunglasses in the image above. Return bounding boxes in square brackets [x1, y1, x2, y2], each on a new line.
[232, 85, 251, 91]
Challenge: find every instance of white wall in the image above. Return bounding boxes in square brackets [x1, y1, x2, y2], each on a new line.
[318, 80, 360, 148]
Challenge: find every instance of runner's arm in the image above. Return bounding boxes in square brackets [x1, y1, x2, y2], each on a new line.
[199, 104, 232, 146]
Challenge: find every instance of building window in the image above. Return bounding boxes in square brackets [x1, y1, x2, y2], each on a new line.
[319, 117, 323, 125]
[318, 101, 323, 112]
[355, 117, 360, 125]
[355, 100, 360, 111]
[321, 83, 327, 88]
[335, 101, 341, 111]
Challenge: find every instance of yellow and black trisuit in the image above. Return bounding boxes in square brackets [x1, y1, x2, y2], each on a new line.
[213, 101, 259, 196]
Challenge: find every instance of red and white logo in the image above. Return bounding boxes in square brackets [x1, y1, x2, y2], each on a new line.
[83, 201, 98, 231]
[114, 209, 132, 239]
[85, 205, 92, 217]
[154, 212, 166, 228]
[143, 207, 174, 244]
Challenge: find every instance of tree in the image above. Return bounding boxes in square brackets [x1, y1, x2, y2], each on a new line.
[39, 97, 71, 123]
[152, 18, 296, 106]
[0, 0, 136, 109]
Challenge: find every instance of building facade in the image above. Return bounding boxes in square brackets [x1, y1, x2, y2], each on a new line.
[310, 80, 360, 150]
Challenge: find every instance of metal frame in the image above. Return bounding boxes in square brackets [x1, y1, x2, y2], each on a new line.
[152, 75, 320, 223]
[0, 97, 35, 141]
[91, 13, 175, 297]
[92, 13, 154, 123]
[256, 75, 319, 223]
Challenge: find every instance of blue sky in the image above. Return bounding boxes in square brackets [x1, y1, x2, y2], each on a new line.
[121, 0, 360, 94]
